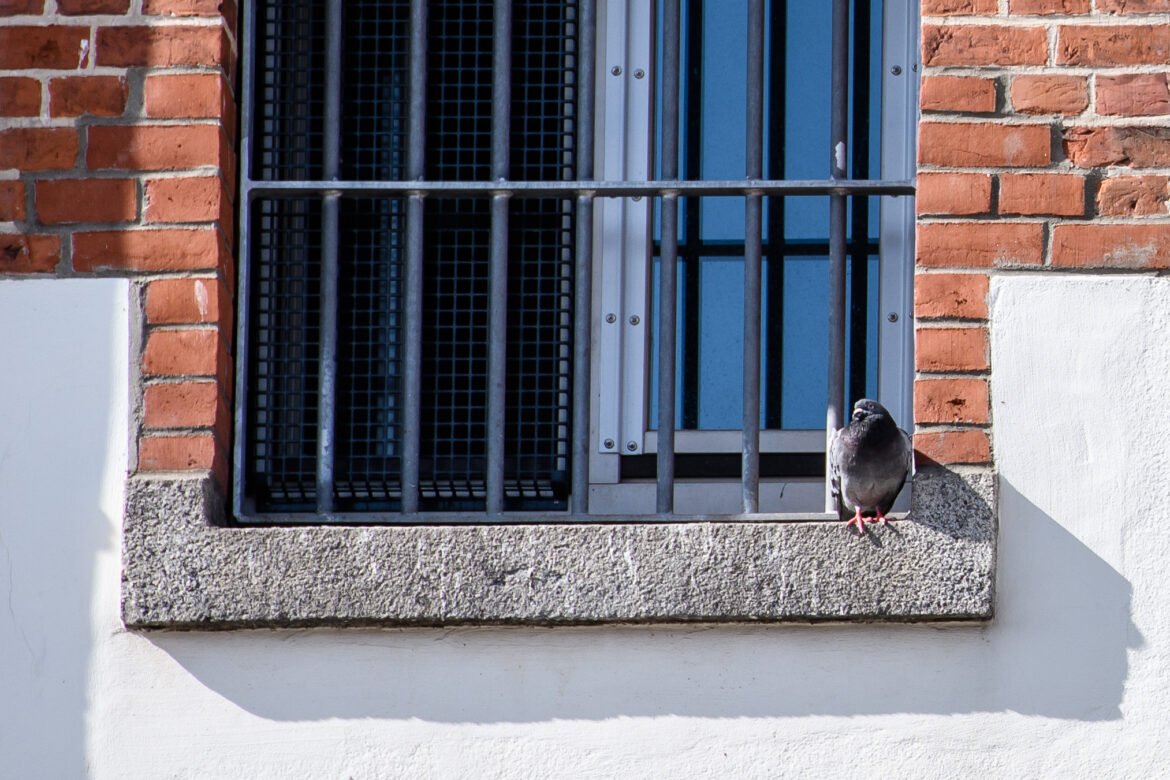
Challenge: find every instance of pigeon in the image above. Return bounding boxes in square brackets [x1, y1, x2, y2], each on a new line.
[829, 398, 913, 533]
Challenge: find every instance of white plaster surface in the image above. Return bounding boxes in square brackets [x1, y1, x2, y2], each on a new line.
[2, 274, 1169, 777]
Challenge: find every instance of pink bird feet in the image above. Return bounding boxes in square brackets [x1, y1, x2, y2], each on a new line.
[846, 510, 889, 534]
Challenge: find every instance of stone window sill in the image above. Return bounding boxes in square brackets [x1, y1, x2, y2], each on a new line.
[121, 467, 995, 629]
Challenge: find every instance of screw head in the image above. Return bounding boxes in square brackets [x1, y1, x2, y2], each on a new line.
[628, 315, 640, 325]
[634, 69, 645, 79]
[890, 65, 902, 76]
[611, 65, 623, 76]
[603, 438, 615, 450]
[626, 441, 638, 452]
[606, 313, 617, 323]
[887, 312, 899, 323]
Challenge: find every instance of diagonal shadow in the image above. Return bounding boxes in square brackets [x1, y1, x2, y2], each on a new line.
[151, 476, 1136, 723]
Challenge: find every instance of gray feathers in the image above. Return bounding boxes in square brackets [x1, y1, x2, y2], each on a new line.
[829, 398, 912, 529]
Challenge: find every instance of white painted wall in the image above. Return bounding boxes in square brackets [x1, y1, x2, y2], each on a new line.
[2, 275, 1168, 778]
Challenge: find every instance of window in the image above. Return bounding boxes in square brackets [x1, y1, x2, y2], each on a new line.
[234, 0, 916, 522]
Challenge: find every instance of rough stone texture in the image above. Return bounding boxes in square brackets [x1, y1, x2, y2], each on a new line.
[121, 469, 997, 629]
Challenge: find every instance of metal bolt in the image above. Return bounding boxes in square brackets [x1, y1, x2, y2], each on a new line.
[890, 65, 902, 76]
[632, 196, 642, 202]
[626, 441, 638, 452]
[887, 312, 899, 323]
[634, 69, 645, 79]
[912, 63, 918, 72]
[603, 438, 615, 450]
[628, 315, 640, 325]
[611, 65, 622, 76]
[606, 313, 617, 323]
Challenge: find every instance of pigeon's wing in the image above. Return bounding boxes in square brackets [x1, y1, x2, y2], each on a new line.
[875, 427, 913, 515]
[901, 428, 914, 478]
[828, 427, 846, 519]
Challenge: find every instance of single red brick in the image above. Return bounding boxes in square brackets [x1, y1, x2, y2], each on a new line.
[1063, 126, 1170, 168]
[144, 72, 230, 120]
[138, 433, 217, 470]
[143, 0, 229, 16]
[1096, 175, 1170, 216]
[96, 25, 228, 68]
[1009, 0, 1089, 13]
[1058, 25, 1170, 66]
[0, 234, 58, 272]
[0, 128, 78, 171]
[1010, 75, 1088, 115]
[923, 25, 1048, 67]
[73, 228, 226, 272]
[914, 430, 991, 466]
[145, 277, 231, 330]
[58, 0, 128, 12]
[143, 328, 220, 375]
[87, 124, 224, 171]
[922, 0, 996, 13]
[1097, 74, 1170, 117]
[145, 175, 231, 225]
[920, 76, 997, 114]
[37, 179, 137, 224]
[0, 181, 25, 221]
[0, 77, 40, 117]
[915, 273, 989, 320]
[143, 380, 224, 429]
[49, 76, 127, 118]
[0, 27, 89, 70]
[917, 173, 992, 216]
[999, 173, 1085, 216]
[916, 327, 989, 372]
[915, 378, 990, 424]
[1099, 0, 1170, 10]
[917, 222, 1044, 268]
[0, 0, 44, 14]
[919, 122, 1051, 167]
[1052, 223, 1170, 269]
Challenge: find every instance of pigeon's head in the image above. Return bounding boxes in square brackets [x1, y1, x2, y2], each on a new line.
[851, 398, 890, 423]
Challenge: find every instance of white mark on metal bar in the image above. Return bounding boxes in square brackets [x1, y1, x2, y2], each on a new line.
[835, 141, 846, 173]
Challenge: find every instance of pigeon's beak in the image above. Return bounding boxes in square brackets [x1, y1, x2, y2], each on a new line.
[852, 409, 865, 422]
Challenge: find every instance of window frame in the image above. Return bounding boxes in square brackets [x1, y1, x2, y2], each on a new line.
[232, 0, 917, 524]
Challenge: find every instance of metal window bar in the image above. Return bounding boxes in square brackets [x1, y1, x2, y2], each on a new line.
[235, 0, 913, 524]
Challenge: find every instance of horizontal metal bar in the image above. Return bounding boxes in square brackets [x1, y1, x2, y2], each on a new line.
[243, 178, 915, 199]
[235, 510, 895, 526]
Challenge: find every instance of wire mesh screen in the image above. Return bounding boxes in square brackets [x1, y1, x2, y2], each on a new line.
[254, 0, 325, 180]
[244, 0, 577, 513]
[246, 198, 322, 510]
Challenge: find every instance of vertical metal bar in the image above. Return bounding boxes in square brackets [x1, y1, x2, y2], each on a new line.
[681, 0, 702, 431]
[401, 0, 428, 513]
[486, 0, 512, 514]
[570, 0, 596, 516]
[233, 0, 260, 514]
[848, 0, 871, 409]
[763, 0, 787, 430]
[316, 0, 344, 515]
[657, 0, 681, 514]
[826, 0, 849, 511]
[742, 0, 764, 514]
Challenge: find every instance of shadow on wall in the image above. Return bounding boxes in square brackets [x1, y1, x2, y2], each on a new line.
[153, 475, 1137, 723]
[0, 281, 125, 777]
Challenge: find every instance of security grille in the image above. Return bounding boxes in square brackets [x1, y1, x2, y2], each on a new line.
[235, 0, 915, 522]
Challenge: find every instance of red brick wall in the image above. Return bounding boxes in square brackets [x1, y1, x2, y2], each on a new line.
[0, 0, 236, 491]
[2, 2, 1166, 495]
[916, 1, 1170, 468]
